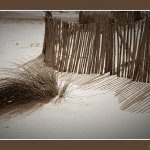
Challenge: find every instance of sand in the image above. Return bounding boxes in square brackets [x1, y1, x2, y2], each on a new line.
[0, 11, 150, 139]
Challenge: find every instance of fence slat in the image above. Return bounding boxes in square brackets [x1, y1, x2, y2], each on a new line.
[113, 19, 116, 75]
[79, 24, 88, 73]
[95, 22, 101, 74]
[116, 20, 120, 77]
[68, 23, 78, 72]
[127, 22, 132, 78]
[125, 20, 129, 77]
[105, 20, 110, 73]
[78, 24, 87, 74]
[133, 20, 145, 81]
[81, 25, 90, 74]
[72, 24, 81, 73]
[74, 24, 84, 73]
[97, 22, 102, 74]
[109, 18, 113, 75]
[84, 24, 94, 74]
[121, 22, 126, 77]
[90, 23, 97, 73]
[87, 24, 95, 74]
[100, 22, 106, 74]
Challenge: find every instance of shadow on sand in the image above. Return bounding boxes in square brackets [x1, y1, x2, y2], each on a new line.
[73, 73, 150, 113]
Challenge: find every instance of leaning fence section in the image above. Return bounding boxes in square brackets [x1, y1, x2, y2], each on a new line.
[115, 14, 150, 83]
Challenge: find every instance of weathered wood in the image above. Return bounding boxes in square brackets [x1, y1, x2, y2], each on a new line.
[78, 24, 86, 73]
[98, 22, 103, 74]
[68, 23, 78, 72]
[100, 22, 106, 74]
[109, 18, 113, 75]
[116, 20, 120, 77]
[56, 20, 62, 70]
[63, 22, 71, 72]
[133, 20, 145, 81]
[87, 23, 95, 74]
[139, 37, 146, 82]
[113, 19, 116, 75]
[84, 24, 94, 74]
[130, 21, 139, 79]
[105, 20, 110, 73]
[42, 17, 47, 54]
[82, 24, 90, 73]
[95, 22, 101, 74]
[91, 23, 97, 73]
[147, 17, 150, 83]
[121, 22, 126, 77]
[66, 23, 74, 71]
[59, 21, 66, 71]
[127, 22, 132, 78]
[72, 24, 81, 73]
[80, 24, 88, 74]
[124, 20, 130, 77]
[74, 24, 84, 73]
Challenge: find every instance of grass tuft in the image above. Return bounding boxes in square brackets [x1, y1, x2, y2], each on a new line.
[0, 59, 71, 109]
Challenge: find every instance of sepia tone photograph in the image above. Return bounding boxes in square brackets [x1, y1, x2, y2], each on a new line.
[0, 11, 150, 139]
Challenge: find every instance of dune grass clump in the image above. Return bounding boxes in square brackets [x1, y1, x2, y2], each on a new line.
[0, 61, 71, 109]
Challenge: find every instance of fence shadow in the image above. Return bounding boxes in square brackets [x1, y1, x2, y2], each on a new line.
[75, 73, 150, 113]
[0, 71, 149, 121]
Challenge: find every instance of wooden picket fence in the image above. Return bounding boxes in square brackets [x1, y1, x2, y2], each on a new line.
[42, 12, 150, 83]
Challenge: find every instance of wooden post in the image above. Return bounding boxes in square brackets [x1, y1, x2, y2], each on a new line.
[56, 19, 62, 70]
[116, 20, 120, 77]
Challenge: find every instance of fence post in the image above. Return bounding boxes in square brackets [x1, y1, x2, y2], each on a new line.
[42, 17, 47, 54]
